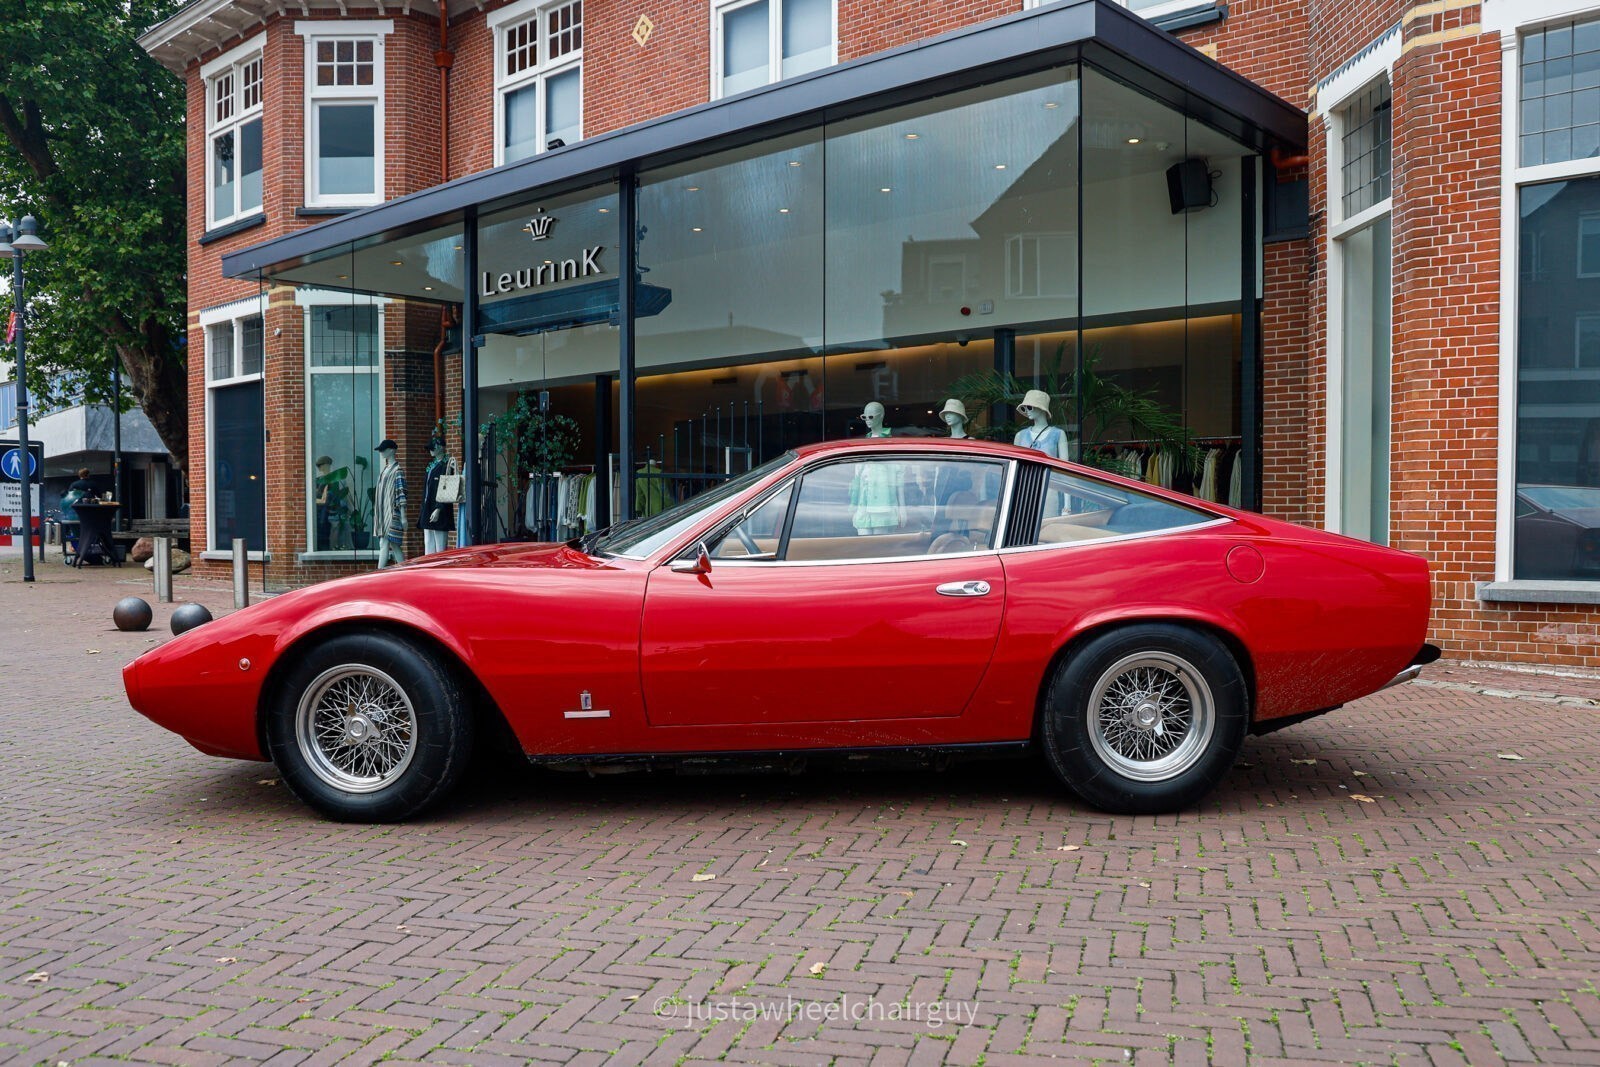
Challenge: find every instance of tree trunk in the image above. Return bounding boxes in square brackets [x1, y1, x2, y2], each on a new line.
[115, 329, 188, 477]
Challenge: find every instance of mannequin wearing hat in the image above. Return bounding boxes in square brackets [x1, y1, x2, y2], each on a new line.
[418, 435, 454, 556]
[940, 399, 969, 439]
[373, 439, 408, 568]
[1013, 389, 1068, 460]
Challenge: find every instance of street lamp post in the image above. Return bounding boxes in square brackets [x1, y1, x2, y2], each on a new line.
[1, 215, 49, 582]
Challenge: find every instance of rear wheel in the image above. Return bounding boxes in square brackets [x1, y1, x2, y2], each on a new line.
[266, 631, 473, 822]
[1040, 624, 1247, 814]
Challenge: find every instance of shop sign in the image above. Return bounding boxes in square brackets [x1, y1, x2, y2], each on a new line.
[479, 209, 607, 298]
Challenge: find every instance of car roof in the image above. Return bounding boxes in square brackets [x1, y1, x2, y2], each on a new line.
[791, 437, 1039, 460]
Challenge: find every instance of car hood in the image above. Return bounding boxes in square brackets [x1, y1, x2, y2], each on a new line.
[1543, 505, 1600, 528]
[395, 541, 609, 570]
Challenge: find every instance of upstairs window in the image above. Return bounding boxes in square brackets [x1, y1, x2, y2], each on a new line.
[493, 0, 583, 165]
[713, 0, 834, 100]
[298, 22, 390, 207]
[206, 47, 264, 226]
[1520, 16, 1600, 167]
[1340, 76, 1392, 219]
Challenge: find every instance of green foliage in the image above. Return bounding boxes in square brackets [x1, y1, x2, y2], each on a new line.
[483, 393, 581, 477]
[0, 1, 188, 460]
[948, 341, 1201, 477]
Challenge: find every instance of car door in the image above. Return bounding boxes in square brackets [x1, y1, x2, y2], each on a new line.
[639, 454, 1010, 730]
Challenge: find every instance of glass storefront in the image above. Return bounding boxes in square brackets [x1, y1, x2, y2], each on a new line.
[261, 58, 1263, 553]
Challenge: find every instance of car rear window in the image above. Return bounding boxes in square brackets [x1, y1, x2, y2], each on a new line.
[1018, 467, 1217, 547]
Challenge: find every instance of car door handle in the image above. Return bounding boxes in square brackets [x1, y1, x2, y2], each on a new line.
[936, 580, 992, 597]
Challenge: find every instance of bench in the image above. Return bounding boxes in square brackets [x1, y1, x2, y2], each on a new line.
[111, 518, 192, 552]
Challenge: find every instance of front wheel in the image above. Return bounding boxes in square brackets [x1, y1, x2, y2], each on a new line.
[1040, 624, 1247, 814]
[266, 631, 474, 822]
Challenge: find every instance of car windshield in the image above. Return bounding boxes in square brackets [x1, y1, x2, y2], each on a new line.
[1522, 485, 1600, 511]
[586, 451, 797, 558]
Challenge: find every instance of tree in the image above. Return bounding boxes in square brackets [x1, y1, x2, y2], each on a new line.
[0, 0, 188, 470]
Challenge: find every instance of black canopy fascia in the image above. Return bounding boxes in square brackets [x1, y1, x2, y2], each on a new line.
[222, 0, 1305, 281]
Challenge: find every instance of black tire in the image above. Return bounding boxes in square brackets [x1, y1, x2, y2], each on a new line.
[1040, 623, 1247, 814]
[265, 631, 474, 822]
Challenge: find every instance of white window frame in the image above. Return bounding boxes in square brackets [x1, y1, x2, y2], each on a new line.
[1320, 26, 1400, 542]
[1005, 233, 1075, 299]
[201, 36, 265, 228]
[1489, 0, 1600, 587]
[299, 291, 388, 561]
[198, 296, 268, 560]
[490, 0, 584, 166]
[710, 0, 838, 101]
[296, 20, 392, 208]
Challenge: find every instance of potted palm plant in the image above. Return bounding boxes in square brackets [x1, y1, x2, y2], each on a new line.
[948, 341, 1200, 478]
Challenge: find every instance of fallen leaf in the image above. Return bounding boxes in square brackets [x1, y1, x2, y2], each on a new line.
[808, 962, 827, 976]
[900, 890, 914, 898]
[1352, 770, 1368, 777]
[215, 957, 238, 964]
[950, 839, 968, 847]
[1056, 845, 1081, 852]
[1496, 753, 1525, 761]
[1138, 881, 1151, 889]
[24, 972, 47, 984]
[86, 649, 101, 655]
[1291, 758, 1318, 766]
[257, 779, 278, 786]
[691, 873, 716, 882]
[1349, 794, 1376, 803]
[624, 994, 641, 1002]
[396, 925, 410, 933]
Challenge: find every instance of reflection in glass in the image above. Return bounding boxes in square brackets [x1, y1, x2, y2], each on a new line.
[1515, 177, 1600, 580]
[546, 67, 581, 147]
[317, 103, 376, 196]
[504, 83, 538, 163]
[781, 0, 831, 79]
[307, 303, 382, 554]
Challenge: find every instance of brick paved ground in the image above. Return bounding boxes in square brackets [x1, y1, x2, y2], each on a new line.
[2, 555, 1598, 1066]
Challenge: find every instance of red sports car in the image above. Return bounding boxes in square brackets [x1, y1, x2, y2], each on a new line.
[123, 439, 1436, 821]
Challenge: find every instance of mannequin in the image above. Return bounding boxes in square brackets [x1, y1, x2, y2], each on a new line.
[1013, 389, 1068, 460]
[940, 399, 969, 439]
[418, 435, 454, 556]
[861, 401, 891, 438]
[372, 439, 407, 568]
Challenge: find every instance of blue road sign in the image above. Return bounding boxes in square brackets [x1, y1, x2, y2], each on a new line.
[2, 447, 38, 481]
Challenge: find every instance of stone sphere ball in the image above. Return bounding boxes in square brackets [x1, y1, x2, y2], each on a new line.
[169, 603, 214, 636]
[113, 596, 153, 632]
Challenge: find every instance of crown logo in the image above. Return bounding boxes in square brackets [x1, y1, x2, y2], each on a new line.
[524, 209, 556, 241]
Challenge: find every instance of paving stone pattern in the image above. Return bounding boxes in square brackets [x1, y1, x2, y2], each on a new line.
[2, 560, 1599, 1065]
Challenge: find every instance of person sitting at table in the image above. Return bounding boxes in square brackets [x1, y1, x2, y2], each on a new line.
[59, 468, 97, 561]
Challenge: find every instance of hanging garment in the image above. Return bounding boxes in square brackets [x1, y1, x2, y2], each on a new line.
[373, 460, 407, 548]
[1198, 449, 1219, 502]
[851, 462, 903, 532]
[636, 464, 669, 517]
[1228, 452, 1243, 508]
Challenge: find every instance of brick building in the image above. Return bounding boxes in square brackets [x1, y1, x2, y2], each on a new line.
[140, 0, 1600, 667]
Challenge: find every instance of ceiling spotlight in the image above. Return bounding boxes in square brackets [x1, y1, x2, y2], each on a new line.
[453, 245, 462, 251]
[598, 207, 610, 213]
[779, 208, 790, 213]
[337, 274, 349, 280]
[423, 285, 434, 291]
[904, 133, 919, 140]
[692, 226, 703, 232]
[1044, 101, 1060, 110]
[687, 185, 700, 192]
[1127, 137, 1142, 145]
[994, 164, 1007, 170]
[880, 187, 892, 193]
[390, 260, 403, 266]
[789, 160, 802, 167]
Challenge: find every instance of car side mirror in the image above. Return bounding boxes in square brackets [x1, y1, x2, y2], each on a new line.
[669, 542, 712, 575]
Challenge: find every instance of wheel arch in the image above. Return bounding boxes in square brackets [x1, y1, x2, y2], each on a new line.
[255, 618, 518, 762]
[1032, 615, 1258, 738]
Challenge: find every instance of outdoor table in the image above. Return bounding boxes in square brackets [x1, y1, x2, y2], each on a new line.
[70, 501, 122, 568]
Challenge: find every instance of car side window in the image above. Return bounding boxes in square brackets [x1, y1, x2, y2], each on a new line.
[707, 482, 793, 559]
[1031, 468, 1215, 545]
[783, 458, 1005, 562]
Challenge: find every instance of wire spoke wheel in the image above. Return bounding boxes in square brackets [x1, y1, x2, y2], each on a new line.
[1085, 651, 1215, 783]
[295, 665, 419, 794]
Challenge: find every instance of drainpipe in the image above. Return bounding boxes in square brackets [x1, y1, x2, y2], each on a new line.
[436, 2, 454, 183]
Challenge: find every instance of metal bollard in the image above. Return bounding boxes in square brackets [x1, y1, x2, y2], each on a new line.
[153, 535, 173, 603]
[232, 538, 249, 609]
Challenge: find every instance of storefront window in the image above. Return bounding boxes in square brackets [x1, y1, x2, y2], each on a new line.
[1515, 177, 1600, 580]
[306, 300, 383, 555]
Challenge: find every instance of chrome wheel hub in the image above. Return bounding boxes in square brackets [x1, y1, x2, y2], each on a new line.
[1087, 653, 1216, 783]
[295, 666, 418, 794]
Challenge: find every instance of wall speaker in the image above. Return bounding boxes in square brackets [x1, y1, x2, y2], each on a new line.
[1166, 159, 1212, 214]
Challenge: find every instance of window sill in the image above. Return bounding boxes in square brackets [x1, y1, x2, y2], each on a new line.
[198, 213, 267, 246]
[296, 550, 380, 563]
[1152, 1, 1226, 33]
[200, 549, 271, 562]
[295, 206, 357, 217]
[1477, 580, 1600, 606]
